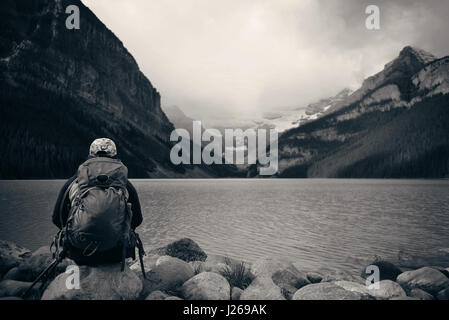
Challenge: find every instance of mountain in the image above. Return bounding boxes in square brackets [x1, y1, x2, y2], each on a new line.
[243, 89, 354, 135]
[277, 46, 449, 178]
[162, 105, 207, 140]
[0, 0, 239, 178]
[301, 88, 353, 120]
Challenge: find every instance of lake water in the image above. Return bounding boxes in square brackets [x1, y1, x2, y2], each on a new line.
[1, 179, 449, 274]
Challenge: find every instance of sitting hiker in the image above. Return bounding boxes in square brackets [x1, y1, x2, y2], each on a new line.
[52, 138, 144, 267]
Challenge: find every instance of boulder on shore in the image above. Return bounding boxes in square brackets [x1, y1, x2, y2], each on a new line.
[2, 267, 34, 282]
[18, 246, 74, 279]
[292, 282, 374, 300]
[240, 276, 285, 300]
[333, 281, 374, 299]
[0, 240, 31, 275]
[389, 296, 420, 300]
[130, 254, 160, 274]
[17, 246, 53, 278]
[145, 290, 169, 300]
[0, 279, 41, 299]
[361, 259, 402, 281]
[409, 288, 434, 300]
[366, 280, 406, 300]
[272, 269, 309, 299]
[396, 267, 449, 295]
[250, 257, 309, 299]
[181, 272, 230, 300]
[150, 238, 207, 262]
[141, 256, 194, 297]
[165, 295, 183, 300]
[41, 263, 142, 300]
[306, 272, 323, 284]
[427, 266, 449, 278]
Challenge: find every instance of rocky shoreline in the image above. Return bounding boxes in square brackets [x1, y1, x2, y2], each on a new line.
[1, 238, 449, 300]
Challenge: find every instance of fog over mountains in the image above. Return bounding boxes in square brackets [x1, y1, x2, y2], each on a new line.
[1, 1, 448, 179]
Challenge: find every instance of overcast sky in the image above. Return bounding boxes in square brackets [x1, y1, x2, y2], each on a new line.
[82, 0, 449, 125]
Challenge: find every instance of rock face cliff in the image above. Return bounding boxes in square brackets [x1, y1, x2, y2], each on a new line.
[278, 46, 449, 178]
[0, 0, 238, 178]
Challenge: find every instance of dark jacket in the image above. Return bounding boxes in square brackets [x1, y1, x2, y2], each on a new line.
[52, 165, 144, 265]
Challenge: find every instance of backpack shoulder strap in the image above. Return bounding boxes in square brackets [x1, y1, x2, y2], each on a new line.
[59, 180, 75, 228]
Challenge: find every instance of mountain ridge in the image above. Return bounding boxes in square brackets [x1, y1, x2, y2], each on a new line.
[276, 46, 449, 178]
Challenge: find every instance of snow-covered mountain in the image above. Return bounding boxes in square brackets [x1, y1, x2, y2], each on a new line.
[276, 46, 449, 178]
[300, 88, 353, 121]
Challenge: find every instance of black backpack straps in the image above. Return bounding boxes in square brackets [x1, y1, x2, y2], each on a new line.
[135, 232, 146, 279]
[59, 180, 74, 229]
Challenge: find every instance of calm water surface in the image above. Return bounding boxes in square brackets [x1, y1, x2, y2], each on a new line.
[1, 179, 448, 274]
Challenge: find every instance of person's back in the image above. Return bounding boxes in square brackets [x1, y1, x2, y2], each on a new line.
[52, 138, 144, 266]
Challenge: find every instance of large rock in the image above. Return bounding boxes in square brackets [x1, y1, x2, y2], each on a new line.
[409, 288, 434, 300]
[189, 261, 205, 274]
[18, 246, 53, 278]
[18, 246, 73, 279]
[306, 272, 323, 284]
[272, 269, 310, 299]
[165, 296, 183, 300]
[240, 276, 285, 300]
[292, 282, 373, 300]
[41, 264, 143, 300]
[427, 266, 449, 278]
[396, 267, 449, 295]
[0, 280, 41, 299]
[361, 259, 402, 281]
[151, 238, 207, 262]
[145, 290, 169, 300]
[389, 296, 420, 300]
[141, 256, 194, 297]
[250, 257, 309, 298]
[0, 240, 31, 275]
[333, 281, 374, 299]
[366, 280, 407, 299]
[130, 254, 160, 274]
[2, 267, 34, 282]
[181, 272, 230, 300]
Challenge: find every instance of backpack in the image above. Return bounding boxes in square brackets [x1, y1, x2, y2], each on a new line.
[53, 157, 146, 275]
[66, 156, 130, 255]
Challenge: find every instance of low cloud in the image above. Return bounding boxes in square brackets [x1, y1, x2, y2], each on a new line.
[82, 0, 449, 124]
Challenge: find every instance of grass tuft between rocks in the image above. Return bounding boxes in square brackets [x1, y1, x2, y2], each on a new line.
[219, 257, 255, 290]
